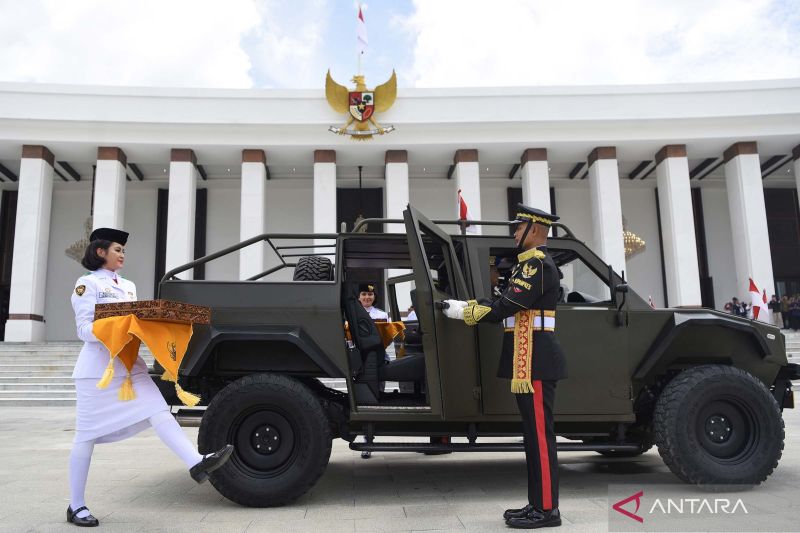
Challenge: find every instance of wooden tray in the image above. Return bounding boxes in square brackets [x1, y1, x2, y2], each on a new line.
[95, 299, 211, 324]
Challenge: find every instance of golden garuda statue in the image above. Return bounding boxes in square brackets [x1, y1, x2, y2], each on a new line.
[326, 70, 397, 140]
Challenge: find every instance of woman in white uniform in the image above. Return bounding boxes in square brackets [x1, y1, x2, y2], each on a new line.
[67, 228, 233, 527]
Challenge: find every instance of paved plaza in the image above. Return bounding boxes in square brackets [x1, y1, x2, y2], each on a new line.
[2, 405, 800, 533]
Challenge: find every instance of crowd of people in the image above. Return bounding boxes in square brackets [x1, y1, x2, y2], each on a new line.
[725, 294, 800, 330]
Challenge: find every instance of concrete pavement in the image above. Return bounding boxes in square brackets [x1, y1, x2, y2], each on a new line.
[2, 406, 800, 532]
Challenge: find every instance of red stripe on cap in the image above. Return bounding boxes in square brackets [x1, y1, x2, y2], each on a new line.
[358, 7, 364, 21]
[533, 380, 553, 510]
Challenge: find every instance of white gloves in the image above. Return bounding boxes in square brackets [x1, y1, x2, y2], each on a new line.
[442, 299, 468, 320]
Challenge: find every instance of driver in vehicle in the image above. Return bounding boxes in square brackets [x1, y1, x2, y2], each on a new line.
[442, 204, 567, 529]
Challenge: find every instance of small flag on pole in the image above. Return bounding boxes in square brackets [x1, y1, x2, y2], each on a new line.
[748, 278, 771, 323]
[458, 189, 477, 234]
[357, 4, 368, 55]
[648, 295, 656, 309]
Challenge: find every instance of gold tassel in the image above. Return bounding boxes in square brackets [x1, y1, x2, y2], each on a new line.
[118, 373, 136, 401]
[160, 369, 176, 382]
[96, 359, 115, 389]
[511, 379, 534, 394]
[175, 383, 201, 407]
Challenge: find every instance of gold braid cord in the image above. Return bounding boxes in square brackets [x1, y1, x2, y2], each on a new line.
[511, 310, 536, 393]
[463, 303, 492, 326]
[517, 248, 546, 262]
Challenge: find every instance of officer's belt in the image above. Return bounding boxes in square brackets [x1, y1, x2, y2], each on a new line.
[505, 309, 555, 332]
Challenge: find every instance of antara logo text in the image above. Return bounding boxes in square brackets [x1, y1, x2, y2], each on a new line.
[612, 491, 748, 523]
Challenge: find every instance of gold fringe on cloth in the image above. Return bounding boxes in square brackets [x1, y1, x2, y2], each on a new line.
[118, 374, 136, 401]
[96, 359, 115, 390]
[175, 383, 201, 407]
[92, 314, 200, 406]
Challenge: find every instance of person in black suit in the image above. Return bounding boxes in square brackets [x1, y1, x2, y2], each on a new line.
[443, 204, 567, 529]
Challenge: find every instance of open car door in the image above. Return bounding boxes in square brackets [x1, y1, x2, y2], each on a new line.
[403, 205, 482, 419]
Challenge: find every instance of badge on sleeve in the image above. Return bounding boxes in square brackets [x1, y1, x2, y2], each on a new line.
[75, 285, 86, 296]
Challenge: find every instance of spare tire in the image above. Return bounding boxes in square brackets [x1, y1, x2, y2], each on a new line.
[293, 256, 332, 281]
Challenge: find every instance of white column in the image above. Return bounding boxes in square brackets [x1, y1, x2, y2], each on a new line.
[313, 150, 337, 259]
[520, 148, 551, 211]
[384, 150, 409, 233]
[453, 149, 482, 235]
[165, 149, 197, 280]
[93, 147, 127, 230]
[724, 142, 775, 301]
[587, 147, 626, 276]
[5, 146, 54, 341]
[655, 145, 701, 307]
[239, 149, 267, 280]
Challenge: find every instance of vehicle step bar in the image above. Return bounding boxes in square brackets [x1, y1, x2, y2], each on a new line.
[349, 441, 643, 453]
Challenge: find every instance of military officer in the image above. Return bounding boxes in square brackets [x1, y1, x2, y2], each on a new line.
[442, 204, 567, 529]
[359, 283, 389, 320]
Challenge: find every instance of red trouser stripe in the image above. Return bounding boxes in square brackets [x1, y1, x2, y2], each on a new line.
[532, 380, 552, 510]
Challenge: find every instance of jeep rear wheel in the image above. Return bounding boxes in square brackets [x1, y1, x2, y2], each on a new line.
[653, 365, 784, 486]
[198, 373, 332, 507]
[293, 256, 333, 281]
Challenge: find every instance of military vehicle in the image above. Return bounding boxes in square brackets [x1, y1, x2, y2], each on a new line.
[155, 205, 799, 507]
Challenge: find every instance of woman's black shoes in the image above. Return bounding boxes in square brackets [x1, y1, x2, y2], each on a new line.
[504, 504, 534, 520]
[66, 506, 99, 527]
[190, 444, 234, 483]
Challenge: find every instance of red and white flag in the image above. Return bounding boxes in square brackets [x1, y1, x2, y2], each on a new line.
[749, 278, 771, 323]
[648, 295, 656, 309]
[457, 189, 477, 233]
[357, 4, 368, 55]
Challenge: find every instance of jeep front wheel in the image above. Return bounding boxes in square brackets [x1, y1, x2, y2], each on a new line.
[198, 373, 332, 507]
[653, 365, 784, 486]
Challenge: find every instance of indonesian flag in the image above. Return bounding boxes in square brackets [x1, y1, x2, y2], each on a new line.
[458, 189, 477, 233]
[648, 295, 656, 309]
[357, 4, 368, 55]
[749, 278, 771, 323]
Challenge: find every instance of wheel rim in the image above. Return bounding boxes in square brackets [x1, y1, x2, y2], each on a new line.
[229, 406, 298, 477]
[694, 396, 759, 464]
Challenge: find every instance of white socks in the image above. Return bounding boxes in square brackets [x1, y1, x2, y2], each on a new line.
[67, 412, 202, 520]
[149, 410, 203, 468]
[69, 439, 95, 519]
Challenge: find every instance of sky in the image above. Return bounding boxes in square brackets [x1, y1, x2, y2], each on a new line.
[0, 0, 798, 89]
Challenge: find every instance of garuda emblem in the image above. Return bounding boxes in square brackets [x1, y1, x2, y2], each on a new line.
[326, 70, 397, 140]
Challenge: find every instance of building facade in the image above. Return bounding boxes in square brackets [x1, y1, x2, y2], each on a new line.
[1, 79, 799, 341]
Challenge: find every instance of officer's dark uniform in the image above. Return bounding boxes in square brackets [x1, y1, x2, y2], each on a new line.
[461, 205, 567, 527]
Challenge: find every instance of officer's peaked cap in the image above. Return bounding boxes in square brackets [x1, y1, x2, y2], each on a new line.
[509, 203, 559, 227]
[359, 283, 377, 293]
[89, 227, 129, 245]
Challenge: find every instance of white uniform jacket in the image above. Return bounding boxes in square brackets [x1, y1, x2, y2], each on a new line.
[364, 306, 389, 321]
[70, 269, 148, 379]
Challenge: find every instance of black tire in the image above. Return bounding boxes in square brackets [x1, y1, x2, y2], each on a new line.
[293, 256, 332, 281]
[198, 373, 332, 507]
[653, 365, 784, 486]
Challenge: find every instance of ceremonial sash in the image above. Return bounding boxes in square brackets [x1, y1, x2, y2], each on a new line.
[511, 309, 555, 393]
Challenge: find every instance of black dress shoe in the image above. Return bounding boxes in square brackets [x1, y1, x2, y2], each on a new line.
[506, 508, 561, 529]
[190, 444, 234, 483]
[503, 504, 535, 520]
[66, 506, 99, 527]
[361, 450, 372, 459]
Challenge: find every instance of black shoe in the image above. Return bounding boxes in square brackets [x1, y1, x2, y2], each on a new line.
[190, 444, 234, 483]
[66, 506, 99, 527]
[506, 508, 561, 529]
[361, 450, 372, 459]
[504, 504, 535, 520]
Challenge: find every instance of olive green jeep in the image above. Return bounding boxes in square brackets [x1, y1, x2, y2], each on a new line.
[155, 205, 799, 507]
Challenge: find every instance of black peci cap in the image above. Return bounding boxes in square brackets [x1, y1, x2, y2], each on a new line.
[509, 203, 559, 227]
[89, 227, 129, 245]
